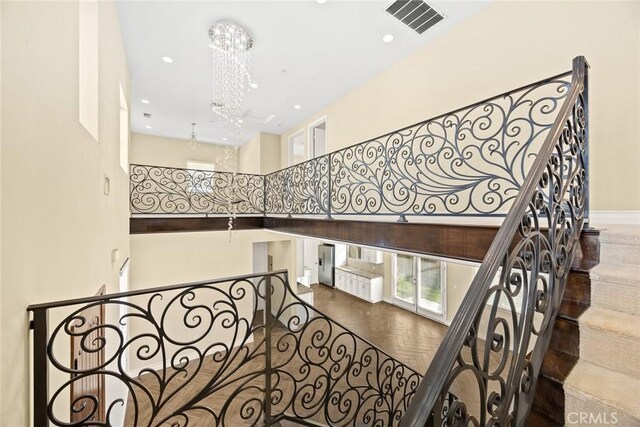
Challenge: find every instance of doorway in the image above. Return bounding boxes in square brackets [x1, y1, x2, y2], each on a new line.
[308, 117, 327, 159]
[70, 285, 106, 423]
[287, 129, 305, 166]
[393, 254, 446, 323]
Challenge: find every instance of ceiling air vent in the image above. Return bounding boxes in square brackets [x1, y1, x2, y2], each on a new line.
[386, 0, 444, 35]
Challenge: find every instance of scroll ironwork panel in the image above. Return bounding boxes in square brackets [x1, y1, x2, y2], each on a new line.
[329, 74, 572, 216]
[264, 155, 330, 215]
[400, 56, 589, 427]
[29, 271, 426, 426]
[267, 278, 423, 426]
[29, 273, 284, 426]
[130, 164, 264, 215]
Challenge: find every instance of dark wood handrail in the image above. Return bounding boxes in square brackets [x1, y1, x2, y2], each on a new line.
[26, 269, 288, 312]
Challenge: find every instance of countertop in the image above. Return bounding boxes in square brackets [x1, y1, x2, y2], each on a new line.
[297, 283, 314, 295]
[336, 266, 383, 280]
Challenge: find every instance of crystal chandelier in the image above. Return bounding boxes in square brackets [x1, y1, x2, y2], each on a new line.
[209, 21, 253, 127]
[209, 21, 253, 239]
[187, 123, 199, 150]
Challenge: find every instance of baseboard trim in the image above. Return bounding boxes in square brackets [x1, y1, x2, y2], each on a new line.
[590, 211, 640, 225]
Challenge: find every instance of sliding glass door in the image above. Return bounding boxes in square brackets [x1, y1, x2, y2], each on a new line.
[393, 255, 446, 322]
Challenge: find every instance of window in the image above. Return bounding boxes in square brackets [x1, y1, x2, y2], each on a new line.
[119, 84, 129, 173]
[79, 0, 99, 140]
[393, 254, 447, 322]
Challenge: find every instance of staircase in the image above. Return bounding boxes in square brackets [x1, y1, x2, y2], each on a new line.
[564, 225, 640, 425]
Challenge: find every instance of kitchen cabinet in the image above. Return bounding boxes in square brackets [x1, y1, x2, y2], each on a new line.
[361, 248, 383, 264]
[348, 246, 383, 264]
[335, 269, 383, 303]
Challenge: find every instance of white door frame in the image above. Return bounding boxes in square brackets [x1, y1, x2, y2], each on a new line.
[287, 128, 305, 166]
[307, 116, 327, 159]
[392, 253, 447, 324]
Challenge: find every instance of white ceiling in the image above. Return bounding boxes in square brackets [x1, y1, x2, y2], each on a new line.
[116, 0, 488, 145]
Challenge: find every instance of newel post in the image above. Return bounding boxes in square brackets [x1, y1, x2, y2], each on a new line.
[31, 308, 50, 427]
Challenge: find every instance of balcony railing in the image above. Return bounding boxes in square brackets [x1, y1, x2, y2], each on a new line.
[28, 271, 432, 426]
[130, 67, 576, 220]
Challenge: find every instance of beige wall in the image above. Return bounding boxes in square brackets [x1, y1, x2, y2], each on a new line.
[238, 133, 262, 174]
[281, 1, 640, 212]
[130, 132, 234, 171]
[238, 132, 282, 175]
[0, 0, 3, 414]
[130, 230, 296, 288]
[446, 262, 478, 325]
[261, 132, 281, 174]
[1, 1, 130, 424]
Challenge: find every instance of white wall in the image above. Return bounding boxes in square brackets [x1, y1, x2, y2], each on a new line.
[1, 1, 131, 424]
[281, 1, 640, 213]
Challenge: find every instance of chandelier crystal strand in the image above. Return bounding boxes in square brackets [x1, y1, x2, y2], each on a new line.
[209, 21, 253, 239]
[187, 123, 199, 150]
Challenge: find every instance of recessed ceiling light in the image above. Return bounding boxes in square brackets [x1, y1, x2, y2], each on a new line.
[316, 0, 328, 4]
[162, 56, 174, 63]
[250, 82, 258, 89]
[382, 34, 395, 43]
[145, 125, 152, 129]
[238, 119, 244, 124]
[222, 137, 228, 141]
[141, 99, 150, 104]
[294, 104, 301, 109]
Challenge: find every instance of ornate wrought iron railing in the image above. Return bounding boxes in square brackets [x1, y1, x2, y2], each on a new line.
[400, 56, 589, 426]
[130, 164, 264, 215]
[130, 69, 576, 220]
[28, 271, 424, 426]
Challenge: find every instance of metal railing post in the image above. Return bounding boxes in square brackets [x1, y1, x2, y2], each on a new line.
[326, 153, 333, 219]
[263, 175, 268, 217]
[582, 58, 591, 229]
[263, 275, 273, 426]
[32, 308, 49, 427]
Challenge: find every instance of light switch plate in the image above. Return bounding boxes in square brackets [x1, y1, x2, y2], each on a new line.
[104, 175, 111, 195]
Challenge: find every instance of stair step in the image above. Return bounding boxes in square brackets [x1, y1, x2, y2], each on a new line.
[591, 262, 640, 286]
[591, 263, 640, 315]
[565, 360, 640, 426]
[600, 242, 640, 266]
[597, 224, 640, 245]
[580, 307, 640, 377]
